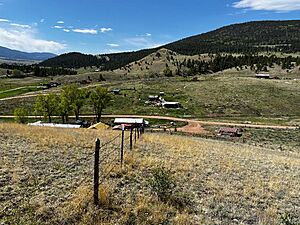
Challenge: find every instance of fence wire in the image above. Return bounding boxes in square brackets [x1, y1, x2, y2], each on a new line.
[100, 134, 121, 148]
[79, 127, 143, 194]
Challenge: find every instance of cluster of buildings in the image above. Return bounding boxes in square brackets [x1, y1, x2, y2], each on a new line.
[145, 93, 182, 109]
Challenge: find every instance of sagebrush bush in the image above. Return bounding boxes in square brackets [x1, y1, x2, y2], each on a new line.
[149, 167, 176, 202]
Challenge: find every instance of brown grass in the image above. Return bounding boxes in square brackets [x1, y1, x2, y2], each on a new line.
[0, 123, 299, 224]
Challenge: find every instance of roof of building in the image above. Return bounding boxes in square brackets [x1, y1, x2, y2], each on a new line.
[148, 95, 159, 98]
[162, 102, 180, 105]
[219, 127, 240, 133]
[114, 118, 145, 124]
[256, 73, 270, 77]
[28, 121, 81, 129]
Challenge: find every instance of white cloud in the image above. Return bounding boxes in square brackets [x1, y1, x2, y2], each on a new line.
[53, 25, 63, 29]
[40, 18, 45, 23]
[0, 18, 9, 23]
[233, 0, 300, 12]
[0, 27, 65, 53]
[63, 29, 70, 32]
[72, 28, 98, 34]
[100, 27, 112, 33]
[57, 21, 64, 24]
[136, 33, 152, 37]
[10, 23, 31, 29]
[107, 43, 119, 47]
[125, 37, 162, 49]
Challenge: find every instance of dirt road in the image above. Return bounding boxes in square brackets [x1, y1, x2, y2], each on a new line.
[0, 114, 297, 135]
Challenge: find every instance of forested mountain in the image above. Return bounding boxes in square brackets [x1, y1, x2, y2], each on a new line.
[39, 20, 300, 70]
[0, 46, 56, 61]
[39, 52, 106, 68]
[165, 20, 300, 55]
[40, 49, 158, 69]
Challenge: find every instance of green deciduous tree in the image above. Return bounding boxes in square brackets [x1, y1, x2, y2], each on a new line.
[89, 87, 111, 123]
[34, 94, 59, 123]
[14, 107, 29, 124]
[58, 93, 73, 123]
[61, 84, 87, 120]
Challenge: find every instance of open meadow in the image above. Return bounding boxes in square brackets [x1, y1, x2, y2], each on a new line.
[0, 123, 299, 224]
[1, 68, 300, 127]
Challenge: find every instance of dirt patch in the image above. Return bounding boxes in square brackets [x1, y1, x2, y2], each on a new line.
[178, 121, 209, 135]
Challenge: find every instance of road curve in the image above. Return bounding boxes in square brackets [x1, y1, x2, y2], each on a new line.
[0, 114, 298, 130]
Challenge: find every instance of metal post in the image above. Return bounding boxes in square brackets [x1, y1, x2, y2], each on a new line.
[120, 125, 125, 167]
[94, 138, 100, 206]
[130, 128, 133, 150]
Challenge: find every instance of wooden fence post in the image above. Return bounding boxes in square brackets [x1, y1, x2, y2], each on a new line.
[94, 138, 100, 206]
[137, 127, 140, 139]
[130, 128, 133, 150]
[134, 127, 137, 143]
[120, 125, 125, 167]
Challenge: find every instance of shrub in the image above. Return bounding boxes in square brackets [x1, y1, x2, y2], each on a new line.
[14, 107, 29, 124]
[11, 69, 25, 78]
[280, 213, 298, 225]
[149, 167, 176, 202]
[170, 192, 193, 212]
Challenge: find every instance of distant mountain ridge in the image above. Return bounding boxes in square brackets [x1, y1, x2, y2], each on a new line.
[40, 20, 300, 69]
[0, 46, 56, 61]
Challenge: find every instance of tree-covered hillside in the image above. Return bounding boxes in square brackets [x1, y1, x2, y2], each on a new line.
[39, 52, 105, 69]
[165, 20, 300, 55]
[39, 20, 300, 70]
[40, 49, 158, 69]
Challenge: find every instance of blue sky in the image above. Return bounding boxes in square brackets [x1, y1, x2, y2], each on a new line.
[0, 0, 299, 54]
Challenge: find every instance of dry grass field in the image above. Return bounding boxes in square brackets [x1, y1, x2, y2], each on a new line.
[0, 123, 299, 224]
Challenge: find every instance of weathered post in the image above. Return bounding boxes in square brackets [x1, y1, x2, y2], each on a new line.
[130, 127, 133, 150]
[137, 127, 140, 139]
[120, 125, 125, 167]
[134, 127, 137, 143]
[94, 138, 100, 206]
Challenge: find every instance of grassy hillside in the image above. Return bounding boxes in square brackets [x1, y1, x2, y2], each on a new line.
[0, 124, 299, 224]
[113, 48, 211, 77]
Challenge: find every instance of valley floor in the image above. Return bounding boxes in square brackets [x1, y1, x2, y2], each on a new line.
[0, 124, 299, 224]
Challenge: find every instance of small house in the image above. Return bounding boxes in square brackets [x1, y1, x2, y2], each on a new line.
[162, 102, 182, 109]
[148, 95, 160, 102]
[112, 89, 121, 95]
[256, 74, 270, 79]
[218, 127, 243, 137]
[42, 82, 61, 89]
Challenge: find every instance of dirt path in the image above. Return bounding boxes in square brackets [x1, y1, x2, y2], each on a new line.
[1, 114, 297, 134]
[101, 115, 298, 130]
